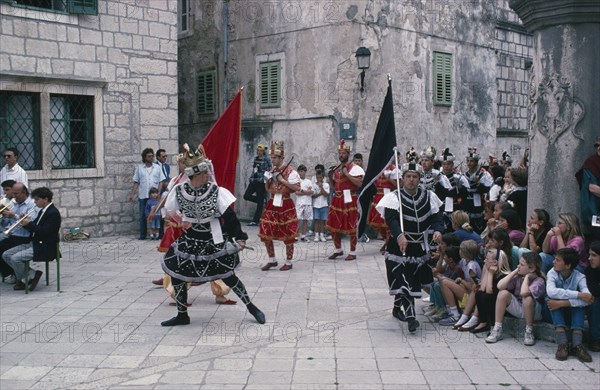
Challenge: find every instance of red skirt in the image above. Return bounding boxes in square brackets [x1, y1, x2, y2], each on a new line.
[258, 198, 298, 243]
[158, 221, 185, 253]
[326, 193, 359, 235]
[368, 193, 388, 230]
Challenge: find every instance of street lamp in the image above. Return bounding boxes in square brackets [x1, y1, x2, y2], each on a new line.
[355, 47, 371, 92]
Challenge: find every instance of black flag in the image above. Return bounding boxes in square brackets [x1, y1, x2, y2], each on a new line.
[356, 78, 397, 238]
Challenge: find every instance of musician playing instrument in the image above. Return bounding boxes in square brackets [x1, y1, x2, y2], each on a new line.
[0, 179, 17, 239]
[0, 183, 38, 283]
[326, 140, 365, 261]
[3, 187, 60, 291]
[258, 140, 301, 271]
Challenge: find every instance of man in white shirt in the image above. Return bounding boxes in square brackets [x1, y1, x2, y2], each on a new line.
[128, 148, 165, 240]
[0, 148, 28, 196]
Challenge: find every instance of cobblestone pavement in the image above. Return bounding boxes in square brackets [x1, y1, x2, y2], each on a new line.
[1, 227, 598, 389]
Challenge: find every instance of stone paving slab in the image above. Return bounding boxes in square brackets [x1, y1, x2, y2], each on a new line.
[1, 229, 599, 389]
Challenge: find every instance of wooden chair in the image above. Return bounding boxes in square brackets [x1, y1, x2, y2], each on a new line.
[24, 242, 61, 294]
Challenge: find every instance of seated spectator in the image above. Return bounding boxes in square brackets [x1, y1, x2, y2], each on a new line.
[450, 211, 482, 244]
[486, 252, 545, 345]
[480, 201, 496, 242]
[483, 201, 512, 246]
[520, 208, 551, 253]
[498, 208, 525, 246]
[546, 248, 593, 362]
[470, 248, 511, 334]
[426, 246, 464, 322]
[488, 166, 505, 202]
[486, 228, 514, 269]
[541, 212, 587, 274]
[439, 240, 482, 327]
[586, 241, 600, 352]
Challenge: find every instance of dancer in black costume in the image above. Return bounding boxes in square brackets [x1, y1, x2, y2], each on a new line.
[376, 155, 444, 333]
[160, 145, 265, 326]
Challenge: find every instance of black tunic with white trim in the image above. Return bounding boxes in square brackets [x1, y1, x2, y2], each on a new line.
[376, 187, 444, 296]
[161, 182, 248, 283]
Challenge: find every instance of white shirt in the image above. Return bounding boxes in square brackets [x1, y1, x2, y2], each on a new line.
[0, 163, 29, 195]
[133, 163, 166, 199]
[312, 181, 330, 208]
[296, 178, 313, 207]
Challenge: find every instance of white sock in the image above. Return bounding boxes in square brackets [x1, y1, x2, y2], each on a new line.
[269, 257, 277, 263]
[447, 305, 460, 317]
[455, 314, 469, 326]
[494, 322, 503, 330]
[463, 315, 479, 328]
[525, 325, 533, 333]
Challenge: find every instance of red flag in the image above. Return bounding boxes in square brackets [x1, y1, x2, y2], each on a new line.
[201, 89, 243, 193]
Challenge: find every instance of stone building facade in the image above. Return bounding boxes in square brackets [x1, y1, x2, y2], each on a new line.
[0, 0, 179, 237]
[177, 1, 532, 219]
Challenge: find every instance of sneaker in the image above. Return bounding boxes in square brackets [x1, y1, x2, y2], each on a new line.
[314, 236, 320, 242]
[424, 306, 439, 317]
[320, 233, 326, 242]
[421, 304, 435, 314]
[572, 344, 592, 363]
[431, 310, 449, 323]
[524, 330, 535, 346]
[421, 296, 430, 303]
[3, 275, 17, 284]
[439, 316, 459, 326]
[485, 326, 503, 343]
[555, 343, 569, 361]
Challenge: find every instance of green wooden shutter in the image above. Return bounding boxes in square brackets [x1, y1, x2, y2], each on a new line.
[433, 52, 452, 106]
[259, 61, 280, 108]
[197, 70, 216, 114]
[68, 0, 98, 15]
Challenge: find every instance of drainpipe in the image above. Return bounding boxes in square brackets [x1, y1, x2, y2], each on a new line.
[223, 0, 228, 112]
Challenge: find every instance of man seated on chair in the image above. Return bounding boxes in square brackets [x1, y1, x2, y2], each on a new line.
[0, 183, 37, 284]
[0, 179, 17, 242]
[3, 187, 61, 291]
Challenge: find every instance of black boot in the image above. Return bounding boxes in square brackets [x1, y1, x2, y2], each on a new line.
[408, 318, 420, 333]
[247, 303, 266, 324]
[161, 312, 190, 327]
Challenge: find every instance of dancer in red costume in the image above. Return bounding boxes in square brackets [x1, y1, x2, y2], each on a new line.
[327, 140, 365, 261]
[368, 163, 399, 254]
[259, 141, 301, 271]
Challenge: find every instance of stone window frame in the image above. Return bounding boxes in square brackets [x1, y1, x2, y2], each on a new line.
[255, 52, 286, 117]
[0, 74, 105, 181]
[177, 0, 192, 37]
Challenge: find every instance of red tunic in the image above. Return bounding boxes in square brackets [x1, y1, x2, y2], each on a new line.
[368, 166, 396, 231]
[258, 165, 299, 243]
[326, 162, 362, 235]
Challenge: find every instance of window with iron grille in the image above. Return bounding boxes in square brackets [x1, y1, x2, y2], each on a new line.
[433, 51, 453, 106]
[197, 70, 216, 115]
[259, 61, 280, 108]
[50, 94, 95, 169]
[0, 92, 42, 170]
[0, 0, 97, 14]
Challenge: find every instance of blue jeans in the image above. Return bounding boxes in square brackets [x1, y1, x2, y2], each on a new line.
[587, 298, 600, 340]
[138, 198, 148, 239]
[550, 306, 586, 331]
[429, 281, 445, 307]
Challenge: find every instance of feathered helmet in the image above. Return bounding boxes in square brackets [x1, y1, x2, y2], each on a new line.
[501, 151, 512, 164]
[338, 139, 352, 152]
[182, 143, 211, 176]
[270, 140, 285, 157]
[439, 147, 455, 162]
[467, 146, 480, 161]
[420, 146, 436, 161]
[402, 147, 423, 175]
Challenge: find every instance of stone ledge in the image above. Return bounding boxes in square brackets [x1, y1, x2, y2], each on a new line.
[503, 316, 592, 343]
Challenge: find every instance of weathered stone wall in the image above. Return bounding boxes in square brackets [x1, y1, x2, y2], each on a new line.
[495, 0, 534, 160]
[0, 0, 178, 237]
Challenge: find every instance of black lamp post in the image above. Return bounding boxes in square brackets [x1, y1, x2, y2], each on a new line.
[355, 47, 371, 92]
